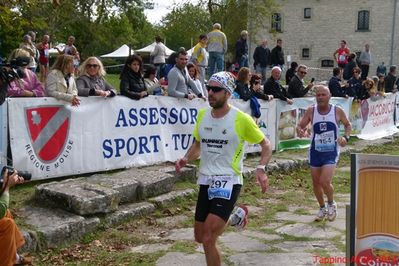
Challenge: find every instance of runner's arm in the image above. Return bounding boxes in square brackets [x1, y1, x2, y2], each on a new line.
[256, 138, 272, 193]
[337, 107, 352, 146]
[175, 140, 200, 173]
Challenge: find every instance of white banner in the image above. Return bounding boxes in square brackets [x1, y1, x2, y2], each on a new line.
[0, 102, 7, 166]
[8, 97, 276, 180]
[275, 97, 352, 151]
[357, 94, 399, 140]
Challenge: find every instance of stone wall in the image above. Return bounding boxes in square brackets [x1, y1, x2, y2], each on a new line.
[249, 0, 399, 80]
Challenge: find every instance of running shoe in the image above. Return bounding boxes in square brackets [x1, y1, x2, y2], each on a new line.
[327, 201, 337, 221]
[314, 206, 327, 222]
[230, 205, 249, 230]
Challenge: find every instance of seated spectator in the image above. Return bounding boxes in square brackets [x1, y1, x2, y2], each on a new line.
[46, 54, 80, 106]
[343, 53, 357, 80]
[346, 67, 362, 98]
[120, 54, 148, 100]
[250, 74, 273, 101]
[0, 168, 33, 265]
[187, 63, 207, 97]
[361, 78, 379, 100]
[264, 66, 293, 104]
[167, 49, 203, 100]
[76, 57, 116, 97]
[160, 51, 179, 80]
[377, 73, 385, 96]
[285, 61, 298, 84]
[234, 67, 252, 101]
[7, 48, 46, 97]
[288, 64, 313, 98]
[328, 67, 348, 97]
[144, 65, 165, 95]
[384, 65, 398, 93]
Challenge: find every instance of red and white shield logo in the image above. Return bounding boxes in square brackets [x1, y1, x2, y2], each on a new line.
[25, 106, 71, 162]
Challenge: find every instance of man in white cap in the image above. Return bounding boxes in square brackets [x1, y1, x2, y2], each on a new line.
[176, 71, 272, 266]
[207, 23, 228, 77]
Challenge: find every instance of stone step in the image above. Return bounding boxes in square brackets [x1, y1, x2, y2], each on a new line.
[105, 202, 156, 226]
[149, 189, 196, 208]
[34, 163, 196, 216]
[19, 206, 100, 249]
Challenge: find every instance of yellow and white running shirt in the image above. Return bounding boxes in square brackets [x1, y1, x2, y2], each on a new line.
[194, 105, 264, 185]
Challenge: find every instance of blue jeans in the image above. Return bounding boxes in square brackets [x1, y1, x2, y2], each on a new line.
[208, 52, 224, 77]
[238, 55, 249, 69]
[255, 65, 267, 84]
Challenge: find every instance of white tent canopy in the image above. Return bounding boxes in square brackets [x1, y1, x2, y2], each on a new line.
[48, 43, 65, 55]
[135, 42, 175, 56]
[100, 44, 134, 58]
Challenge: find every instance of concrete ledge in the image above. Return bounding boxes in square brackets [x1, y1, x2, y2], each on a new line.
[105, 202, 156, 226]
[20, 206, 100, 248]
[35, 179, 121, 215]
[84, 171, 140, 203]
[149, 189, 196, 207]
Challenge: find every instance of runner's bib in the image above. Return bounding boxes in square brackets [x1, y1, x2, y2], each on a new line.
[207, 175, 234, 200]
[314, 130, 335, 152]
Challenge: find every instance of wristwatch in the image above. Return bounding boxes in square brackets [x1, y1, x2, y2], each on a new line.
[256, 165, 266, 172]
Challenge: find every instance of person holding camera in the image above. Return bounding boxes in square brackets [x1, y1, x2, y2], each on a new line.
[0, 168, 32, 265]
[7, 49, 46, 98]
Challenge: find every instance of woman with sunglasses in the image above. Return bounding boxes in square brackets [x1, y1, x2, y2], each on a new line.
[76, 57, 116, 97]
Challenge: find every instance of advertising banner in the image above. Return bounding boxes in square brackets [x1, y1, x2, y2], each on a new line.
[276, 97, 352, 151]
[8, 97, 275, 179]
[0, 102, 7, 166]
[351, 154, 399, 266]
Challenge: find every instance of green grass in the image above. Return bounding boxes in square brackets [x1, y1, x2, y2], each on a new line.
[105, 74, 120, 92]
[18, 137, 399, 264]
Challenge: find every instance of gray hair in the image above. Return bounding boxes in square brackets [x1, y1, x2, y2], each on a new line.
[213, 23, 221, 29]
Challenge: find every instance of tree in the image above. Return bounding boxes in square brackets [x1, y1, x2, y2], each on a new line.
[160, 3, 212, 51]
[201, 0, 278, 63]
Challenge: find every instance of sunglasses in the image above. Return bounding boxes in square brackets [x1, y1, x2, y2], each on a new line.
[87, 64, 99, 68]
[206, 86, 225, 93]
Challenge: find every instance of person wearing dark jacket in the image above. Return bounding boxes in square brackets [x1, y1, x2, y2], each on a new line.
[234, 67, 252, 101]
[235, 30, 249, 69]
[120, 54, 148, 100]
[342, 53, 357, 80]
[288, 64, 313, 97]
[384, 65, 398, 93]
[346, 67, 363, 99]
[250, 74, 274, 101]
[328, 67, 348, 97]
[264, 66, 293, 104]
[253, 39, 271, 84]
[285, 61, 298, 84]
[270, 38, 285, 68]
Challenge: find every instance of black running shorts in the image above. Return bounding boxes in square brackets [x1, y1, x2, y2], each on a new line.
[195, 184, 242, 222]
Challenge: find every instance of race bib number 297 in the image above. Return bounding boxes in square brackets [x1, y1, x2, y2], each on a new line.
[208, 175, 234, 200]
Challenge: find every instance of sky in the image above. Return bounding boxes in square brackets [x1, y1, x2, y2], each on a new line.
[144, 0, 198, 24]
[144, 0, 176, 24]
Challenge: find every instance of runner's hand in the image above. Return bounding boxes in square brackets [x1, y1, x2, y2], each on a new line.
[175, 157, 188, 173]
[256, 170, 269, 193]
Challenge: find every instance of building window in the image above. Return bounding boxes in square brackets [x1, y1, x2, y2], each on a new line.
[271, 13, 282, 32]
[321, 59, 334, 68]
[304, 8, 311, 19]
[302, 48, 310, 59]
[357, 10, 370, 31]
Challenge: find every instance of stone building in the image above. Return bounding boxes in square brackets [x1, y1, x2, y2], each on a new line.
[249, 0, 399, 81]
